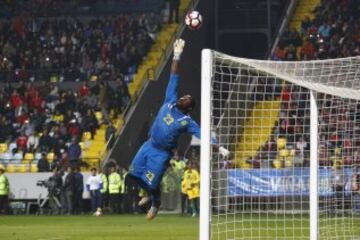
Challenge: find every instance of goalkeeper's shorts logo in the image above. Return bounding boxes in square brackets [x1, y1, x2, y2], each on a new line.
[146, 171, 155, 183]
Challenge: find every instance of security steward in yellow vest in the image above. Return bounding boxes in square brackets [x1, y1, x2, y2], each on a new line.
[0, 167, 9, 214]
[182, 162, 200, 217]
[99, 170, 109, 209]
[108, 166, 122, 213]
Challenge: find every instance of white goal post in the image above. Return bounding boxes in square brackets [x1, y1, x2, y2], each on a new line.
[200, 49, 360, 240]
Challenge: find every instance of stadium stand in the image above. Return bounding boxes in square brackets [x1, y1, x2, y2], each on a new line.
[0, 0, 165, 18]
[0, 0, 176, 172]
[233, 0, 360, 168]
[0, 14, 161, 83]
[0, 81, 129, 172]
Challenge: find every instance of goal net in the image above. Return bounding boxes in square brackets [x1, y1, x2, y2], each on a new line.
[200, 49, 360, 240]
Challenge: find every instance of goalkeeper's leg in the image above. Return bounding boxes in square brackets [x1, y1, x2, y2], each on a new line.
[126, 174, 161, 220]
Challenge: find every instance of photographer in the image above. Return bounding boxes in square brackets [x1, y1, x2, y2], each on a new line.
[37, 166, 63, 214]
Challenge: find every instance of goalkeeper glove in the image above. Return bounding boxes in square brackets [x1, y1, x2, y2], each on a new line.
[173, 38, 185, 61]
[219, 146, 230, 158]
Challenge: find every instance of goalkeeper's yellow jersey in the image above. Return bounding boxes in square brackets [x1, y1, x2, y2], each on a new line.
[182, 169, 200, 199]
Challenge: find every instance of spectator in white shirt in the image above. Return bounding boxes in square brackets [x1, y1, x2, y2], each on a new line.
[27, 133, 39, 152]
[294, 136, 307, 167]
[86, 168, 103, 215]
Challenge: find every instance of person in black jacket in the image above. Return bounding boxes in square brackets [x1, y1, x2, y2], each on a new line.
[37, 153, 50, 172]
[64, 167, 76, 214]
[168, 0, 180, 23]
[74, 167, 84, 214]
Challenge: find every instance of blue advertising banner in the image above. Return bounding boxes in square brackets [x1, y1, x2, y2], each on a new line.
[227, 168, 354, 197]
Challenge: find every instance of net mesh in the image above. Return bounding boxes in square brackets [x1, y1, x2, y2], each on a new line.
[208, 51, 360, 240]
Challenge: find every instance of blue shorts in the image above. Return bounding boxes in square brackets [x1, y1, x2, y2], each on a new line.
[129, 140, 171, 190]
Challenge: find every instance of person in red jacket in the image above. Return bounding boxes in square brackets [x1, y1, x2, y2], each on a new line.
[79, 81, 90, 97]
[10, 90, 22, 108]
[16, 133, 28, 151]
[31, 92, 44, 111]
[68, 119, 81, 138]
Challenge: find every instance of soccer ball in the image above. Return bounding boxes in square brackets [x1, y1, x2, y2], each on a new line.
[185, 11, 203, 30]
[94, 208, 102, 217]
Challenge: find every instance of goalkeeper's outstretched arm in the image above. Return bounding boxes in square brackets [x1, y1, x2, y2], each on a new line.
[164, 39, 185, 104]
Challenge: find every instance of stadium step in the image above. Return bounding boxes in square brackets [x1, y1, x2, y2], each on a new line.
[290, 0, 321, 30]
[235, 100, 281, 168]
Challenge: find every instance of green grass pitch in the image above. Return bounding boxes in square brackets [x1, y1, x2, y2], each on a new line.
[1, 214, 360, 240]
[0, 214, 198, 240]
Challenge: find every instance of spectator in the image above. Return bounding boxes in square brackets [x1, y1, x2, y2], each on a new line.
[16, 132, 28, 151]
[68, 137, 81, 167]
[182, 162, 200, 217]
[330, 164, 345, 213]
[168, 0, 180, 23]
[38, 129, 53, 152]
[79, 82, 90, 97]
[63, 167, 76, 215]
[0, 167, 9, 214]
[294, 136, 308, 167]
[86, 168, 103, 215]
[26, 132, 39, 153]
[73, 167, 84, 214]
[105, 121, 116, 149]
[37, 152, 50, 172]
[82, 110, 98, 140]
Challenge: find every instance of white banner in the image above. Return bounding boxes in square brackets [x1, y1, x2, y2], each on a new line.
[6, 172, 92, 200]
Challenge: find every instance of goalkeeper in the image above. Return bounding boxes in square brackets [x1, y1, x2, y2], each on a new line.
[127, 39, 229, 220]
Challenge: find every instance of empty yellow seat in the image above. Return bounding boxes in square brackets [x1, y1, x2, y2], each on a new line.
[279, 149, 289, 158]
[0, 143, 8, 153]
[88, 158, 100, 168]
[285, 156, 293, 168]
[273, 160, 283, 168]
[30, 164, 38, 173]
[47, 152, 55, 162]
[83, 132, 92, 141]
[17, 164, 28, 173]
[6, 164, 17, 173]
[23, 153, 34, 162]
[277, 138, 287, 150]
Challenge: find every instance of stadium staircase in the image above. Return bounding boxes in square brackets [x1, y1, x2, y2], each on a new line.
[235, 100, 281, 168]
[290, 0, 320, 31]
[81, 113, 124, 170]
[260, 0, 320, 168]
[128, 0, 192, 100]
